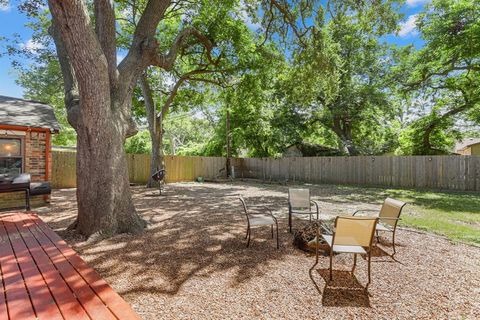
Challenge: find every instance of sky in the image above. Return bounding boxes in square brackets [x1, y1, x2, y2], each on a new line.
[0, 0, 430, 99]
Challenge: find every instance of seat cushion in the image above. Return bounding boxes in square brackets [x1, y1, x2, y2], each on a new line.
[321, 234, 367, 254]
[30, 182, 52, 196]
[249, 215, 275, 226]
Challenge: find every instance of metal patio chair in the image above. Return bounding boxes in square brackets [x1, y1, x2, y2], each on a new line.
[315, 216, 378, 286]
[353, 198, 406, 256]
[239, 196, 279, 249]
[288, 188, 319, 232]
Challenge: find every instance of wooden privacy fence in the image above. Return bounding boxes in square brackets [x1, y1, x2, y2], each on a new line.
[51, 151, 480, 191]
[51, 150, 77, 189]
[127, 154, 226, 184]
[51, 151, 226, 188]
[234, 156, 480, 192]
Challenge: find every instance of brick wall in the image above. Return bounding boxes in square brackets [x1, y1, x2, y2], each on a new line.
[0, 129, 51, 210]
[25, 131, 50, 182]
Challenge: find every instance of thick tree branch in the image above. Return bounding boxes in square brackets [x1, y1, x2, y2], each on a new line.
[48, 23, 80, 130]
[118, 0, 171, 88]
[48, 0, 108, 87]
[139, 72, 159, 136]
[159, 68, 227, 118]
[94, 0, 117, 86]
[151, 28, 215, 70]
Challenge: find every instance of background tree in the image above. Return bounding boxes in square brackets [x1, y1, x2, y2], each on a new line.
[273, 1, 402, 155]
[396, 0, 480, 155]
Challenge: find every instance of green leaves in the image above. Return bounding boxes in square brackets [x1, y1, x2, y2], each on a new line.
[399, 0, 480, 155]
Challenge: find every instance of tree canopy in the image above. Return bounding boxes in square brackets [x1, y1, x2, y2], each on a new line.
[4, 0, 479, 162]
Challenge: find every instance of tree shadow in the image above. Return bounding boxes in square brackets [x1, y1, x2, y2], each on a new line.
[44, 184, 295, 297]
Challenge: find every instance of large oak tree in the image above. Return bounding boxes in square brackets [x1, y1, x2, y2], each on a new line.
[47, 0, 218, 237]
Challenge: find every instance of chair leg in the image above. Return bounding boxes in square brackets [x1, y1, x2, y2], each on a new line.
[288, 211, 292, 233]
[329, 249, 334, 281]
[375, 230, 380, 244]
[25, 189, 31, 211]
[247, 228, 251, 247]
[367, 251, 372, 286]
[245, 227, 249, 239]
[276, 223, 279, 249]
[392, 230, 396, 257]
[352, 253, 357, 274]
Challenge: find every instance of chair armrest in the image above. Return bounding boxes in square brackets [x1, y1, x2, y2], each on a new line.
[310, 200, 319, 220]
[352, 209, 378, 216]
[378, 217, 401, 221]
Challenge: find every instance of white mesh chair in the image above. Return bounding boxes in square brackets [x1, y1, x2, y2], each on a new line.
[353, 198, 406, 256]
[315, 216, 378, 286]
[239, 196, 279, 249]
[288, 188, 319, 232]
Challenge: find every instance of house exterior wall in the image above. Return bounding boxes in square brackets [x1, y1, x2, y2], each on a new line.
[457, 148, 471, 155]
[457, 143, 480, 156]
[0, 127, 51, 210]
[471, 144, 480, 155]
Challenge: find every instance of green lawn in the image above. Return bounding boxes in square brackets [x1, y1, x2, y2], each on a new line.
[337, 186, 480, 246]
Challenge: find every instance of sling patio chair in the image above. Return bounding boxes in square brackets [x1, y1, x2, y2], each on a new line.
[288, 188, 319, 232]
[238, 196, 279, 249]
[352, 198, 406, 256]
[315, 216, 378, 286]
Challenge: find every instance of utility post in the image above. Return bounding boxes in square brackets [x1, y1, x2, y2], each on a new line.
[226, 109, 231, 178]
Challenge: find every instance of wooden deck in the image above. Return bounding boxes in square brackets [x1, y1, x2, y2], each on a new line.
[0, 212, 141, 320]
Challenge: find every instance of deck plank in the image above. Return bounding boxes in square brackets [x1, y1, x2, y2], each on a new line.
[27, 213, 142, 320]
[0, 212, 141, 320]
[20, 220, 90, 320]
[3, 214, 64, 320]
[21, 214, 117, 320]
[0, 219, 37, 320]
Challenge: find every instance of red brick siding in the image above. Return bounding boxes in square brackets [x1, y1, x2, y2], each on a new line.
[24, 131, 48, 182]
[0, 130, 51, 210]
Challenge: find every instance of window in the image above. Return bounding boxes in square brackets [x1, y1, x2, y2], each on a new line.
[0, 138, 23, 175]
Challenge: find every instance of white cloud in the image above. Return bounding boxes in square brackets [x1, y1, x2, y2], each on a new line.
[0, 1, 11, 12]
[398, 14, 418, 37]
[19, 39, 45, 53]
[406, 0, 430, 7]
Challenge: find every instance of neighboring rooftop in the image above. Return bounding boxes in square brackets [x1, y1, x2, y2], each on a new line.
[0, 95, 60, 131]
[455, 138, 480, 152]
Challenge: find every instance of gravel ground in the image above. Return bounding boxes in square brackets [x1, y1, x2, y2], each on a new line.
[37, 182, 480, 320]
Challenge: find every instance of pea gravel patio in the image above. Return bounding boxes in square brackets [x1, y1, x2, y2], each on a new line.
[37, 182, 480, 320]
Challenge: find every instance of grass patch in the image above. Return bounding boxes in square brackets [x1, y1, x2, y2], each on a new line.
[338, 186, 480, 245]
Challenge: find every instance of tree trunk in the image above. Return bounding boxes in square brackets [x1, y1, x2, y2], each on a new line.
[419, 103, 470, 155]
[48, 0, 145, 237]
[75, 102, 145, 236]
[48, 0, 215, 237]
[147, 118, 164, 188]
[139, 73, 165, 188]
[331, 117, 360, 156]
